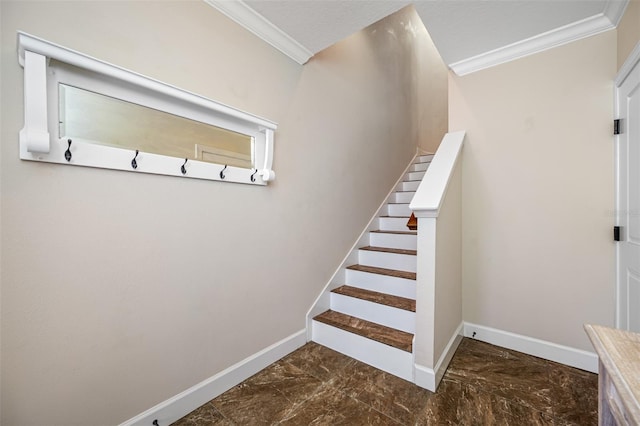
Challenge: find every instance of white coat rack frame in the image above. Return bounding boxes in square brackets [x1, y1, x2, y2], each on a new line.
[17, 32, 277, 185]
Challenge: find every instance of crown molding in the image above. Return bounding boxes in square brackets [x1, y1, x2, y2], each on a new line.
[604, 0, 630, 26]
[615, 40, 640, 86]
[449, 11, 619, 76]
[204, 0, 313, 65]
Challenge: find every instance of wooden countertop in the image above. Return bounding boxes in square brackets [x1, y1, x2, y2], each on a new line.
[584, 324, 640, 424]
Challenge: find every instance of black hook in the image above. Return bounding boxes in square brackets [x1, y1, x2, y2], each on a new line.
[181, 158, 188, 175]
[250, 168, 258, 182]
[220, 164, 227, 180]
[64, 139, 72, 162]
[152, 420, 159, 426]
[131, 150, 139, 169]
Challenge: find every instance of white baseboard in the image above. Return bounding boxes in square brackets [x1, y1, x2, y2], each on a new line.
[415, 322, 464, 391]
[463, 322, 598, 373]
[119, 329, 306, 426]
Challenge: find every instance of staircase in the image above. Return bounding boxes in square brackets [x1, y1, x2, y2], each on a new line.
[311, 154, 433, 381]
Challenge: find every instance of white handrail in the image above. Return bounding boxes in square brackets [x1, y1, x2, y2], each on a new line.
[409, 131, 465, 218]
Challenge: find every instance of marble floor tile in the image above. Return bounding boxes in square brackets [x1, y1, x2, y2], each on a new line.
[279, 341, 356, 382]
[172, 340, 598, 426]
[279, 384, 401, 425]
[330, 359, 432, 425]
[171, 402, 232, 426]
[415, 378, 555, 426]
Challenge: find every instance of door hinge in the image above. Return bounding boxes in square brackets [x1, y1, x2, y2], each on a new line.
[614, 226, 622, 242]
[614, 119, 621, 135]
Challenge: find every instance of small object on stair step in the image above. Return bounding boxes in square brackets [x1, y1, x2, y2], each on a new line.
[407, 213, 417, 231]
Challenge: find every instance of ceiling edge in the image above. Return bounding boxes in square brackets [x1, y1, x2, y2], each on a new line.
[604, 0, 630, 26]
[615, 40, 640, 86]
[449, 13, 616, 76]
[204, 0, 312, 65]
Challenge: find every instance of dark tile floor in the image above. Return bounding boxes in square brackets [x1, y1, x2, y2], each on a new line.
[172, 338, 598, 425]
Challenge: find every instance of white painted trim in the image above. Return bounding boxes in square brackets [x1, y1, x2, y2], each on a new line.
[615, 41, 640, 87]
[17, 32, 277, 130]
[449, 13, 616, 76]
[305, 153, 420, 340]
[414, 322, 464, 391]
[463, 322, 598, 373]
[19, 50, 49, 153]
[17, 32, 277, 185]
[410, 131, 465, 218]
[119, 329, 306, 426]
[614, 40, 640, 329]
[604, 0, 630, 26]
[204, 0, 313, 65]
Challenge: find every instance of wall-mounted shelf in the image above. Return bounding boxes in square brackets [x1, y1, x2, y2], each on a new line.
[18, 31, 277, 185]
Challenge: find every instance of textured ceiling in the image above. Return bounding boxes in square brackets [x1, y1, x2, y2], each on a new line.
[241, 0, 619, 67]
[244, 0, 411, 54]
[414, 0, 609, 64]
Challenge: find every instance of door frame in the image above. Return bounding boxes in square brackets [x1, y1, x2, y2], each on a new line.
[614, 41, 640, 329]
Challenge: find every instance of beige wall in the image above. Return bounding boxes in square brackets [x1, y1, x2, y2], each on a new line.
[413, 14, 449, 153]
[0, 3, 431, 424]
[617, 0, 640, 70]
[450, 31, 617, 352]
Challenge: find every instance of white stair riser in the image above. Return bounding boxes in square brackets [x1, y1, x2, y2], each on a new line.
[359, 250, 416, 273]
[396, 180, 420, 192]
[312, 321, 413, 381]
[330, 293, 415, 333]
[404, 171, 426, 181]
[387, 203, 412, 217]
[379, 217, 411, 232]
[410, 162, 430, 172]
[345, 269, 416, 299]
[418, 154, 434, 162]
[369, 232, 417, 250]
[392, 191, 415, 203]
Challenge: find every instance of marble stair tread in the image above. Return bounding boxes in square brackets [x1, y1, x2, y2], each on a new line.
[370, 230, 417, 235]
[313, 310, 413, 352]
[360, 246, 417, 256]
[332, 285, 416, 312]
[347, 264, 416, 280]
[380, 215, 411, 219]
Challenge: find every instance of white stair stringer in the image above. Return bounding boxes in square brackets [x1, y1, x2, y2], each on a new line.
[308, 152, 433, 385]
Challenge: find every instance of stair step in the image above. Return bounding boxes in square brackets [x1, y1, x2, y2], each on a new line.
[359, 244, 416, 272]
[345, 265, 416, 298]
[332, 285, 415, 312]
[369, 231, 416, 250]
[330, 286, 415, 332]
[392, 191, 415, 203]
[417, 154, 434, 162]
[396, 180, 420, 192]
[312, 318, 414, 380]
[387, 202, 412, 217]
[370, 230, 417, 235]
[313, 310, 413, 352]
[360, 246, 416, 256]
[410, 162, 429, 172]
[378, 216, 412, 232]
[347, 264, 416, 280]
[404, 170, 426, 181]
